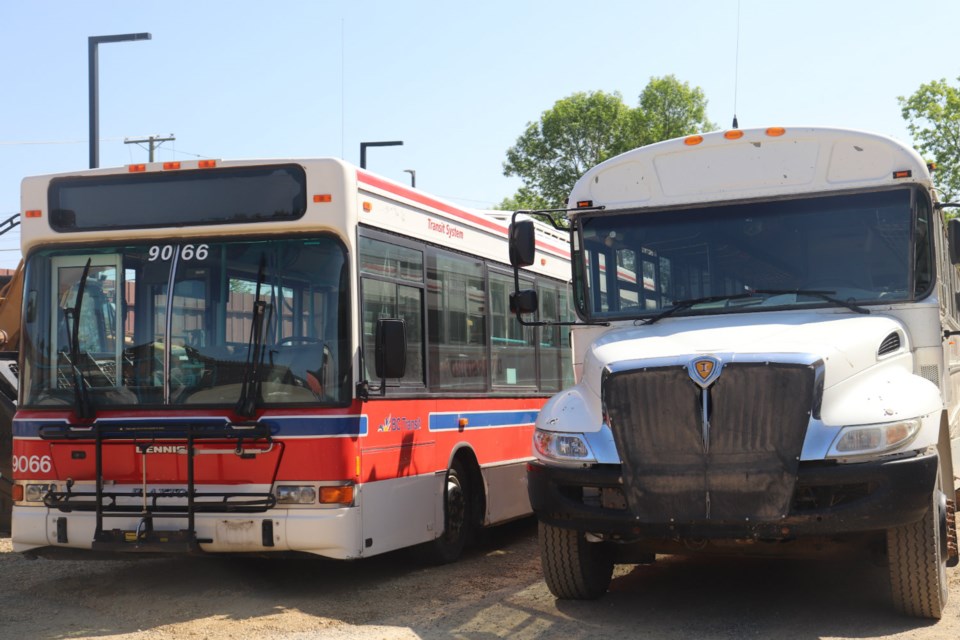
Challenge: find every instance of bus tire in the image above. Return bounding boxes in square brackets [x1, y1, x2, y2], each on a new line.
[539, 521, 613, 600]
[427, 459, 471, 564]
[887, 463, 949, 619]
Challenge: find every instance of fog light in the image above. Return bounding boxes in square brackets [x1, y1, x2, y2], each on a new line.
[276, 485, 317, 505]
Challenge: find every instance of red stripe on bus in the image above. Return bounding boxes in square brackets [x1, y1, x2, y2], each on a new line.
[357, 171, 570, 260]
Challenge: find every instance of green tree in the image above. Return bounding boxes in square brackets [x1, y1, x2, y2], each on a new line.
[899, 78, 960, 201]
[630, 75, 715, 146]
[501, 76, 715, 210]
[502, 90, 633, 209]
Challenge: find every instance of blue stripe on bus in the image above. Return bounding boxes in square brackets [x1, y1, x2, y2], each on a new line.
[12, 415, 368, 438]
[428, 410, 539, 431]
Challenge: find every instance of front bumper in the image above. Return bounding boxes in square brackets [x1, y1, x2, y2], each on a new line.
[527, 451, 939, 539]
[11, 505, 364, 559]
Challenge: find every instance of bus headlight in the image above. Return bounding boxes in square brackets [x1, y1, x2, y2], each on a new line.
[827, 419, 920, 458]
[534, 429, 596, 463]
[24, 483, 55, 503]
[276, 485, 317, 505]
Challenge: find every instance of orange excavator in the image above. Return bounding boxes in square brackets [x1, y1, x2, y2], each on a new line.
[0, 213, 22, 534]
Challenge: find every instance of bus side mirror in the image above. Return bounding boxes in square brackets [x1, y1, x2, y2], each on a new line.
[509, 219, 536, 268]
[510, 289, 539, 315]
[949, 218, 960, 264]
[375, 318, 406, 381]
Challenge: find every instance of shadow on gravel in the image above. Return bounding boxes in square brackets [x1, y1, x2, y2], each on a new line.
[2, 521, 955, 640]
[0, 518, 543, 639]
[543, 554, 942, 640]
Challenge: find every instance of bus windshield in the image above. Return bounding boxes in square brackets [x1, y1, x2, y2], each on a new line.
[21, 236, 350, 409]
[575, 188, 928, 320]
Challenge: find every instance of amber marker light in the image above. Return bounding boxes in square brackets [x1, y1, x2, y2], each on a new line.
[24, 210, 42, 218]
[128, 164, 147, 172]
[576, 200, 593, 208]
[893, 170, 913, 179]
[319, 485, 354, 505]
[765, 127, 786, 137]
[314, 194, 332, 203]
[162, 162, 181, 170]
[198, 160, 217, 169]
[684, 135, 704, 146]
[724, 130, 744, 140]
[362, 201, 372, 212]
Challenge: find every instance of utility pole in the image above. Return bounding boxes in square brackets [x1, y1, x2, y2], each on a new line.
[124, 134, 176, 162]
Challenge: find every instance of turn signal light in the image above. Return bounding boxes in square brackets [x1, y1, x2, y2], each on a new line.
[319, 485, 354, 505]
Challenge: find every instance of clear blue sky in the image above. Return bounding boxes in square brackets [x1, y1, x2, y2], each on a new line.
[1, 0, 958, 270]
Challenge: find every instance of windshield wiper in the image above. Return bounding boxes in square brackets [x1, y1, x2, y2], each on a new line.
[640, 292, 759, 326]
[235, 254, 272, 418]
[640, 287, 871, 327]
[751, 289, 870, 315]
[65, 258, 95, 420]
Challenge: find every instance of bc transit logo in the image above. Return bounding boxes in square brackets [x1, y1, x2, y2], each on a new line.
[377, 415, 422, 432]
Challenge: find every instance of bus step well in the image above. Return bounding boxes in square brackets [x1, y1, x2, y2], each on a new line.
[39, 419, 276, 552]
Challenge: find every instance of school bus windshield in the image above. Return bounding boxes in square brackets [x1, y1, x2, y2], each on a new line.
[573, 188, 929, 320]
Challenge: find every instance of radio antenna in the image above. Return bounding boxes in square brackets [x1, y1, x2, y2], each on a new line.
[732, 0, 741, 129]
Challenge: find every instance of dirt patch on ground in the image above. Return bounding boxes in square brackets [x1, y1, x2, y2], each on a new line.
[1, 520, 958, 639]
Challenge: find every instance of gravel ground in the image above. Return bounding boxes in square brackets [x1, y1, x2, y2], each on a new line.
[1, 519, 958, 640]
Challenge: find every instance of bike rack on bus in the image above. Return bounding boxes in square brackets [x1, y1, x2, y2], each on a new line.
[39, 419, 276, 553]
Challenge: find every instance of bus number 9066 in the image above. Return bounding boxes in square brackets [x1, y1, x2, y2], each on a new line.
[12, 455, 53, 474]
[148, 244, 209, 262]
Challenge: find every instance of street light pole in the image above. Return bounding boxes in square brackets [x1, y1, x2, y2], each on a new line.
[359, 140, 403, 170]
[89, 32, 152, 169]
[403, 169, 416, 188]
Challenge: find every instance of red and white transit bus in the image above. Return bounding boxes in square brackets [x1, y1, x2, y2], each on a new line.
[10, 158, 572, 561]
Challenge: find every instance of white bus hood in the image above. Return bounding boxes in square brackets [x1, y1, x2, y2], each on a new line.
[542, 311, 943, 449]
[583, 312, 906, 393]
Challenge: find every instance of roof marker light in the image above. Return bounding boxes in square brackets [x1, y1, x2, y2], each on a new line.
[198, 160, 217, 169]
[893, 170, 912, 179]
[765, 127, 786, 137]
[724, 130, 744, 140]
[163, 162, 181, 170]
[314, 194, 332, 203]
[684, 135, 704, 146]
[24, 210, 42, 218]
[128, 164, 147, 173]
[577, 200, 593, 208]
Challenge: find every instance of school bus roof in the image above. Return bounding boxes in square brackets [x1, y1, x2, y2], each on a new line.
[568, 126, 932, 212]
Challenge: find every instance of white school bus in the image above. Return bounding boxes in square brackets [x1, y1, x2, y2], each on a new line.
[509, 126, 960, 618]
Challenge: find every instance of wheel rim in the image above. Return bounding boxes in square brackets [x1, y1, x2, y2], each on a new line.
[444, 473, 466, 543]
